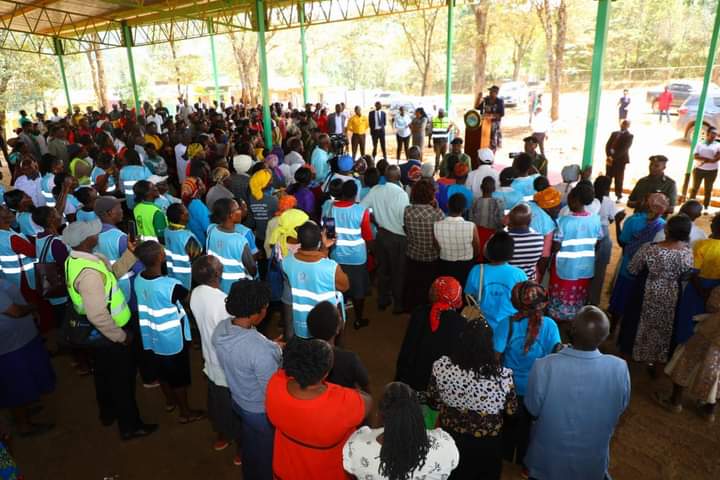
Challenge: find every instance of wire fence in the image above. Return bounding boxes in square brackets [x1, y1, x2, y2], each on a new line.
[564, 65, 720, 88]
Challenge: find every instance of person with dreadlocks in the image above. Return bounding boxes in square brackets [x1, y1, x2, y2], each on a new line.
[343, 381, 459, 480]
[493, 281, 561, 470]
[426, 319, 517, 480]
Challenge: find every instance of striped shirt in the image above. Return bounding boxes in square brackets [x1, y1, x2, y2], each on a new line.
[507, 227, 545, 280]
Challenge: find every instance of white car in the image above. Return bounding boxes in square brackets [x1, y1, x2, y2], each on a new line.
[499, 81, 529, 108]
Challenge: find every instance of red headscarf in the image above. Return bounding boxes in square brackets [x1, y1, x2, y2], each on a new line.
[429, 276, 463, 332]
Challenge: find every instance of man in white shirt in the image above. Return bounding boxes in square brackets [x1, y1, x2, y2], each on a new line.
[175, 131, 191, 183]
[48, 107, 62, 123]
[467, 148, 500, 198]
[393, 106, 411, 161]
[14, 158, 45, 207]
[369, 102, 387, 160]
[145, 108, 164, 134]
[327, 104, 347, 136]
[690, 126, 720, 212]
[530, 105, 551, 156]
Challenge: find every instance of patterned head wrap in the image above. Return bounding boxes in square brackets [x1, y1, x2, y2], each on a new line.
[429, 276, 463, 333]
[269, 208, 309, 256]
[646, 192, 669, 215]
[511, 281, 549, 354]
[408, 165, 422, 182]
[186, 143, 204, 160]
[211, 167, 230, 184]
[453, 162, 469, 178]
[249, 169, 272, 200]
[181, 176, 202, 203]
[533, 187, 561, 209]
[354, 157, 368, 174]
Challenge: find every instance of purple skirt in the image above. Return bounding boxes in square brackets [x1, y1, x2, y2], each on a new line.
[0, 336, 56, 408]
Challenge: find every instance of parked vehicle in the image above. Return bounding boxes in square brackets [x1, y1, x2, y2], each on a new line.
[646, 81, 720, 112]
[676, 94, 720, 142]
[498, 81, 529, 108]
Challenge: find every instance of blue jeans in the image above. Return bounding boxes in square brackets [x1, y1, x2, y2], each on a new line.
[233, 404, 274, 480]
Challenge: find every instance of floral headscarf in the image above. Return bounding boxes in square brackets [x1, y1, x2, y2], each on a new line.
[429, 276, 463, 332]
[511, 281, 549, 354]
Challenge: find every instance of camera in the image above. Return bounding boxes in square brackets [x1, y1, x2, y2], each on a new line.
[329, 134, 348, 156]
[508, 152, 522, 159]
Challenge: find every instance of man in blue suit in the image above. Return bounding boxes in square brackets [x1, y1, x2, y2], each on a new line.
[369, 101, 387, 160]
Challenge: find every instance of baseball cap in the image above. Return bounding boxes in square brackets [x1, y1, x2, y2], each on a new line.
[94, 195, 124, 216]
[62, 219, 102, 247]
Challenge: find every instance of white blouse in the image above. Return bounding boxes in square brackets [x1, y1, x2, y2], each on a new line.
[343, 426, 459, 480]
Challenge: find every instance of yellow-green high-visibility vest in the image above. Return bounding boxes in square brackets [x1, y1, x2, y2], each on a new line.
[133, 201, 163, 242]
[432, 116, 450, 140]
[65, 255, 131, 327]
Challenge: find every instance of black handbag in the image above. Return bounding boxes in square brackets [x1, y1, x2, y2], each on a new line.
[35, 236, 67, 299]
[60, 304, 111, 348]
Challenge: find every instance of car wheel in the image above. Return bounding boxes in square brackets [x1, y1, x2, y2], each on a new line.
[685, 122, 711, 143]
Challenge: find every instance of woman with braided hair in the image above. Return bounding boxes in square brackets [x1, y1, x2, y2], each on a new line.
[493, 281, 561, 470]
[343, 382, 459, 480]
[426, 319, 517, 479]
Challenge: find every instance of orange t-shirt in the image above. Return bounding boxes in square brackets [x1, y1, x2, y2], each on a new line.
[266, 369, 365, 479]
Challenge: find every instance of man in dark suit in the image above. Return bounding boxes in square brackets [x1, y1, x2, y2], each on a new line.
[327, 104, 347, 137]
[605, 120, 634, 202]
[369, 101, 387, 160]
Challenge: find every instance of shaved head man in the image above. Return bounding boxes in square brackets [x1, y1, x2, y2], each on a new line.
[506, 203, 545, 280]
[523, 306, 630, 480]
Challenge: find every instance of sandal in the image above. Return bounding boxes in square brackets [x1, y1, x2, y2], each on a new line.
[213, 439, 230, 451]
[233, 454, 242, 466]
[178, 410, 206, 424]
[165, 404, 177, 413]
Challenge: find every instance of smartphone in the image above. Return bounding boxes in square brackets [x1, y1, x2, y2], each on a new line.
[322, 217, 336, 239]
[128, 220, 137, 243]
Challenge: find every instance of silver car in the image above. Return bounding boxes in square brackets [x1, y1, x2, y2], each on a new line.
[676, 93, 720, 142]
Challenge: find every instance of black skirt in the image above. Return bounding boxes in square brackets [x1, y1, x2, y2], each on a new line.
[403, 257, 439, 308]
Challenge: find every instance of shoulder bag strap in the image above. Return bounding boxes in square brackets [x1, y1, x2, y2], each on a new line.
[477, 264, 484, 302]
[38, 235, 54, 263]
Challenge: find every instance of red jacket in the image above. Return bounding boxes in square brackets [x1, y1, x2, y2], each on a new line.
[658, 91, 673, 110]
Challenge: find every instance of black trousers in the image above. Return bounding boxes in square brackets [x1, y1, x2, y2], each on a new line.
[502, 399, 532, 467]
[690, 167, 718, 208]
[607, 161, 627, 199]
[375, 228, 407, 311]
[371, 129, 387, 159]
[449, 432, 503, 480]
[351, 133, 366, 159]
[396, 134, 410, 161]
[92, 342, 143, 434]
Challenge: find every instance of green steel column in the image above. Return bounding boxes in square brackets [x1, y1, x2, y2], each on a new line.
[581, 0, 612, 170]
[256, 0, 273, 148]
[682, 0, 720, 199]
[299, 0, 309, 105]
[208, 19, 221, 104]
[444, 0, 455, 113]
[121, 22, 141, 116]
[52, 38, 72, 114]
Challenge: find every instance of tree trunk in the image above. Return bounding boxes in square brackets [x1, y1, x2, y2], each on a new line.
[168, 38, 182, 97]
[474, 2, 490, 99]
[552, 0, 567, 121]
[95, 46, 108, 109]
[512, 43, 521, 81]
[401, 10, 439, 97]
[86, 51, 101, 107]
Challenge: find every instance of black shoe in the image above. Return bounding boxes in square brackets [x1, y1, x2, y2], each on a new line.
[121, 423, 158, 441]
[353, 318, 369, 330]
[100, 416, 116, 427]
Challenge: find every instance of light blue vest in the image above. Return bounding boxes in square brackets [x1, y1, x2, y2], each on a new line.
[555, 214, 602, 281]
[511, 174, 540, 202]
[96, 227, 133, 301]
[282, 254, 340, 339]
[91, 166, 116, 193]
[165, 228, 198, 290]
[119, 165, 151, 209]
[0, 230, 36, 290]
[17, 212, 40, 238]
[76, 209, 98, 223]
[36, 234, 69, 305]
[134, 275, 191, 356]
[206, 225, 250, 294]
[330, 204, 367, 265]
[154, 193, 180, 213]
[41, 173, 56, 207]
[529, 201, 557, 236]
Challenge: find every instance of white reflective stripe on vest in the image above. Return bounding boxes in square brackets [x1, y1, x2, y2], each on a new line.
[138, 318, 182, 332]
[556, 251, 596, 259]
[523, 195, 534, 201]
[164, 250, 190, 262]
[207, 250, 243, 266]
[560, 238, 597, 247]
[138, 304, 180, 317]
[292, 303, 316, 312]
[171, 266, 191, 274]
[0, 254, 31, 261]
[291, 288, 338, 303]
[222, 272, 249, 280]
[123, 180, 137, 195]
[0, 264, 35, 274]
[105, 185, 116, 192]
[336, 238, 366, 247]
[140, 235, 159, 242]
[335, 227, 361, 235]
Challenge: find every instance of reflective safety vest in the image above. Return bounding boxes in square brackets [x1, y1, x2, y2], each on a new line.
[134, 274, 191, 356]
[119, 165, 151, 209]
[206, 225, 250, 294]
[134, 202, 164, 242]
[164, 228, 198, 290]
[65, 254, 131, 328]
[431, 116, 450, 140]
[0, 230, 36, 290]
[16, 212, 40, 238]
[41, 173, 56, 207]
[96, 227, 133, 301]
[76, 209, 98, 223]
[511, 175, 540, 203]
[329, 204, 367, 266]
[282, 254, 342, 339]
[91, 166, 116, 193]
[555, 214, 602, 281]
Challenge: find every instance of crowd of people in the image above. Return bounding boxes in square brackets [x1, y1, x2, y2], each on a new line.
[0, 96, 718, 480]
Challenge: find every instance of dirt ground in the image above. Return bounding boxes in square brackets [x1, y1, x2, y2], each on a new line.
[5, 89, 720, 479]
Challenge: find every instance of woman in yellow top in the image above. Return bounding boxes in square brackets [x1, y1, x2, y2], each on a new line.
[676, 214, 720, 344]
